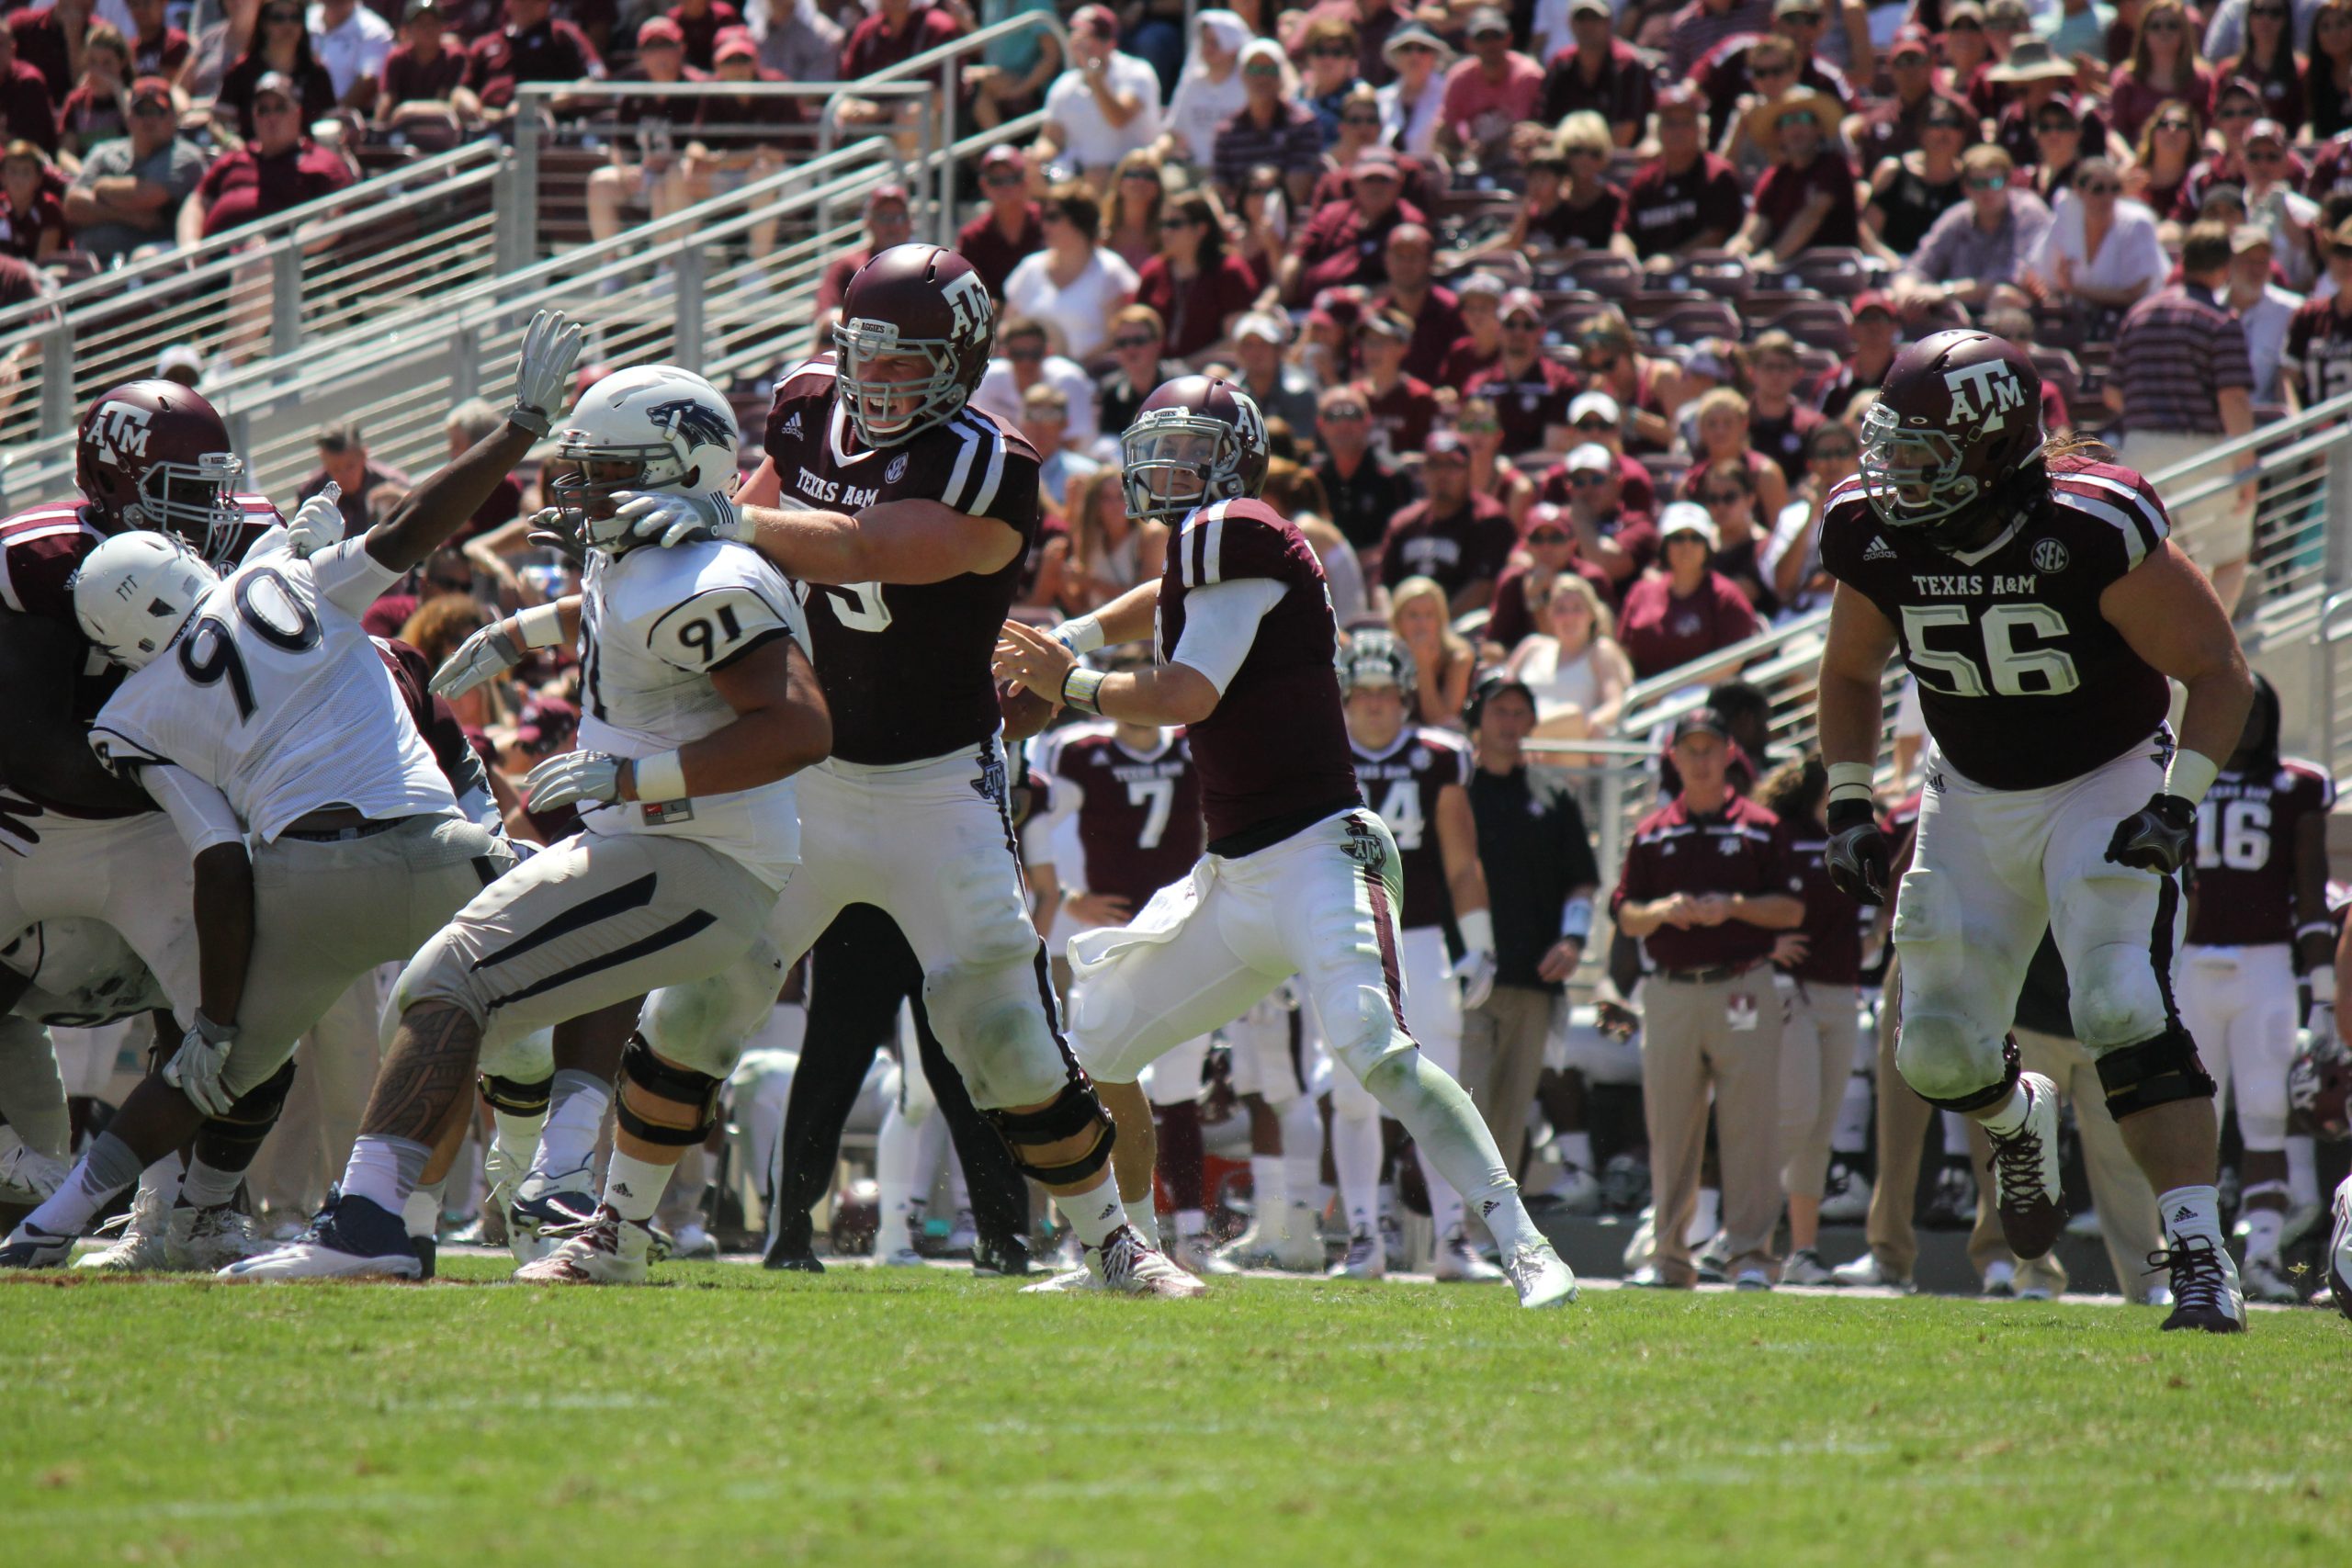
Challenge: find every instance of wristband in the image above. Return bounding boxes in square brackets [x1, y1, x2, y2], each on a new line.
[508, 402, 552, 438]
[1561, 896, 1593, 942]
[1062, 665, 1106, 715]
[2312, 968, 2338, 1005]
[2296, 920, 2334, 944]
[514, 602, 567, 649]
[1826, 761, 1876, 807]
[633, 749, 688, 803]
[1053, 615, 1105, 656]
[193, 1009, 237, 1044]
[1456, 908, 1494, 956]
[2163, 749, 2220, 807]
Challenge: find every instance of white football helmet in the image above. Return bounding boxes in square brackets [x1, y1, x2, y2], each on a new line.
[551, 366, 741, 553]
[73, 530, 218, 670]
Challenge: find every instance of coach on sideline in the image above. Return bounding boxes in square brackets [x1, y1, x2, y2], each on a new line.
[1612, 708, 1804, 1289]
[1458, 671, 1600, 1177]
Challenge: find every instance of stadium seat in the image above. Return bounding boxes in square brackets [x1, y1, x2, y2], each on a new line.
[1760, 299, 1856, 356]
[1785, 247, 1878, 298]
[1637, 299, 1744, 344]
[1556, 253, 1639, 298]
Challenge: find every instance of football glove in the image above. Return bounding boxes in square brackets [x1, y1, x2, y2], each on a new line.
[524, 749, 626, 812]
[1823, 797, 1891, 905]
[2104, 792, 2196, 875]
[285, 481, 343, 559]
[430, 618, 527, 699]
[1452, 947, 1498, 1011]
[525, 504, 587, 563]
[0, 791, 41, 856]
[507, 309, 587, 437]
[164, 1010, 238, 1118]
[618, 489, 750, 550]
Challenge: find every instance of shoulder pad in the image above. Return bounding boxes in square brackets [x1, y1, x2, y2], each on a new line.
[0, 507, 100, 617]
[2045, 460, 2170, 570]
[1170, 498, 1307, 590]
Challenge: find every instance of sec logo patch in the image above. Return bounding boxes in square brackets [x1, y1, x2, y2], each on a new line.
[2031, 537, 2069, 573]
[886, 454, 908, 483]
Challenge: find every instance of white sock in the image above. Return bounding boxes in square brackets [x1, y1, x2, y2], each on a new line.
[402, 1180, 445, 1239]
[1174, 1206, 1206, 1240]
[1688, 1186, 1721, 1248]
[2158, 1183, 2223, 1246]
[1127, 1206, 1161, 1248]
[1279, 1095, 1322, 1220]
[341, 1134, 429, 1214]
[1331, 1111, 1382, 1237]
[21, 1132, 147, 1235]
[1250, 1154, 1285, 1234]
[1058, 1168, 1129, 1250]
[1424, 1158, 1465, 1242]
[1555, 1130, 1594, 1173]
[1978, 1084, 2030, 1139]
[531, 1070, 610, 1183]
[178, 1156, 241, 1209]
[602, 1149, 671, 1224]
[2286, 1136, 2319, 1209]
[491, 1109, 546, 1174]
[2242, 1205, 2284, 1261]
[875, 1096, 917, 1255]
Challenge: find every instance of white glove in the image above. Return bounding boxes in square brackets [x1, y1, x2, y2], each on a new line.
[618, 489, 748, 550]
[430, 618, 526, 699]
[286, 482, 343, 559]
[1452, 948, 1498, 1012]
[2311, 1000, 2336, 1051]
[524, 749, 626, 812]
[163, 1011, 237, 1118]
[508, 308, 587, 437]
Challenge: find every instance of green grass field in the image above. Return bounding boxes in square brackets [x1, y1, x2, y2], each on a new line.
[5, 1260, 2347, 1568]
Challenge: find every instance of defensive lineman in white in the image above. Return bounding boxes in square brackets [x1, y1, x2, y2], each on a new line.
[233, 366, 831, 1283]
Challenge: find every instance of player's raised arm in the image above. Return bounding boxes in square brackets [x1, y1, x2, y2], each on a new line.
[361, 310, 586, 575]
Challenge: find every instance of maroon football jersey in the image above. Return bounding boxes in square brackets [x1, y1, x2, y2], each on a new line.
[2282, 296, 2352, 409]
[1817, 459, 2173, 791]
[1351, 725, 1472, 932]
[1043, 722, 1204, 906]
[765, 356, 1044, 766]
[0, 495, 283, 817]
[1155, 497, 1360, 851]
[2187, 760, 2334, 948]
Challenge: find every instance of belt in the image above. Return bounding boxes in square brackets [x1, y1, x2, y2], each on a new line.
[1657, 962, 1760, 985]
[281, 813, 417, 843]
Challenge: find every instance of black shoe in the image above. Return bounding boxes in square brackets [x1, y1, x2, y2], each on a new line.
[972, 1232, 1033, 1277]
[0, 1221, 74, 1269]
[412, 1235, 436, 1280]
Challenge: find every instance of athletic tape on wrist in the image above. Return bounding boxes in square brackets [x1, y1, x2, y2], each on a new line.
[2163, 749, 2220, 806]
[1561, 896, 1593, 942]
[514, 602, 566, 649]
[1054, 615, 1105, 656]
[1062, 666, 1106, 715]
[1456, 908, 1495, 957]
[634, 749, 688, 804]
[1826, 761, 1876, 806]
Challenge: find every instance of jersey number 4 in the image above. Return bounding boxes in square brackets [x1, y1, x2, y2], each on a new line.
[175, 566, 322, 721]
[2196, 798, 2271, 872]
[1374, 778, 1425, 851]
[1900, 603, 2079, 698]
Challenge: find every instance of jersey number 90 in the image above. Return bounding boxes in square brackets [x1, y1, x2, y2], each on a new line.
[176, 567, 322, 721]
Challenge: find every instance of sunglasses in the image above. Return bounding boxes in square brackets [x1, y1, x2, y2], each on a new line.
[2247, 147, 2284, 162]
[1158, 214, 1199, 230]
[2156, 117, 2194, 130]
[1778, 108, 1817, 125]
[1458, 419, 1500, 434]
[1395, 39, 1438, 51]
[1566, 145, 1607, 159]
[2078, 179, 2119, 194]
[262, 6, 300, 18]
[1503, 316, 1542, 329]
[1120, 166, 1158, 180]
[1243, 61, 1281, 75]
[1112, 333, 1158, 349]
[1780, 8, 1821, 19]
[1924, 117, 1966, 130]
[1968, 174, 2007, 189]
[2217, 103, 2257, 118]
[1572, 418, 1613, 434]
[2035, 118, 2077, 132]
[1567, 470, 1611, 486]
[1525, 528, 1570, 543]
[1008, 344, 1045, 361]
[2252, 4, 2290, 14]
[983, 169, 1023, 185]
[1310, 43, 1354, 56]
[254, 97, 297, 114]
[2145, 17, 2183, 29]
[131, 98, 173, 116]
[1040, 209, 1071, 224]
[1322, 406, 1367, 421]
[1700, 490, 1747, 504]
[1425, 453, 1470, 467]
[1342, 113, 1382, 126]
[1753, 62, 1795, 77]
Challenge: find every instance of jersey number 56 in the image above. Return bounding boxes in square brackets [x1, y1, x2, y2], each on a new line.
[1900, 603, 2080, 698]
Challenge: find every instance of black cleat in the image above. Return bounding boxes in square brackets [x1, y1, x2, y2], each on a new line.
[972, 1232, 1033, 1277]
[0, 1221, 74, 1269]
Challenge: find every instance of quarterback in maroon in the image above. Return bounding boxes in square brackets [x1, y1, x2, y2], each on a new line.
[1814, 329, 2256, 1332]
[992, 374, 1575, 1308]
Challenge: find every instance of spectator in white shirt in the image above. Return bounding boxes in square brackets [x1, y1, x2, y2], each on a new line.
[2025, 157, 2168, 314]
[972, 313, 1101, 447]
[2224, 222, 2301, 405]
[310, 0, 393, 111]
[1020, 380, 1102, 508]
[1035, 2, 1162, 190]
[1001, 180, 1139, 359]
[1160, 7, 1247, 170]
[1376, 21, 1451, 159]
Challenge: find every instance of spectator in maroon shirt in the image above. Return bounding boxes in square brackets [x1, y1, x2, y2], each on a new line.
[1368, 220, 1458, 383]
[57, 21, 130, 156]
[377, 0, 475, 125]
[1743, 328, 1822, 487]
[1380, 429, 1516, 614]
[0, 138, 62, 257]
[1617, 502, 1762, 680]
[1698, 30, 1849, 160]
[0, 25, 58, 152]
[1611, 83, 1747, 269]
[1355, 306, 1438, 459]
[218, 1, 338, 138]
[1437, 269, 1504, 383]
[1132, 186, 1258, 358]
[1513, 116, 1625, 254]
[1727, 86, 1859, 266]
[125, 0, 190, 84]
[1483, 502, 1616, 650]
[184, 73, 355, 240]
[1665, 0, 1773, 78]
[816, 180, 911, 318]
[1537, 440, 1659, 604]
[1539, 0, 1654, 145]
[1463, 287, 1580, 457]
[1279, 144, 1422, 302]
[464, 0, 603, 117]
[1846, 25, 1973, 166]
[665, 0, 741, 71]
[957, 142, 1043, 301]
[6, 0, 92, 105]
[584, 17, 689, 244]
[835, 0, 962, 133]
[2109, 0, 2212, 143]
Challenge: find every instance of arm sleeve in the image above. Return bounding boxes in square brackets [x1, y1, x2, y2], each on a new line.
[309, 535, 405, 618]
[1169, 576, 1287, 694]
[145, 763, 245, 856]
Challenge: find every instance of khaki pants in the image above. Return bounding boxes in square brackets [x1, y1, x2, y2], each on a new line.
[1864, 955, 1935, 1280]
[2119, 429, 2250, 576]
[1642, 971, 1783, 1283]
[1460, 984, 1556, 1178]
[1779, 979, 1859, 1202]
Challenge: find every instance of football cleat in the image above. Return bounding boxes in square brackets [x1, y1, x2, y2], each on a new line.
[1502, 1240, 1577, 1308]
[876, 1244, 928, 1268]
[971, 1232, 1033, 1277]
[514, 1205, 652, 1284]
[166, 1201, 268, 1271]
[2328, 1178, 2352, 1322]
[2066, 1207, 2103, 1239]
[1829, 1251, 1917, 1293]
[75, 1179, 175, 1272]
[1982, 1259, 2017, 1298]
[1816, 1159, 1871, 1224]
[669, 1223, 720, 1261]
[2240, 1251, 2301, 1306]
[2154, 1233, 2245, 1333]
[1733, 1268, 1773, 1292]
[2015, 1278, 2055, 1302]
[1380, 1212, 1408, 1273]
[1090, 1226, 1206, 1297]
[1432, 1228, 1504, 1282]
[1172, 1231, 1234, 1277]
[944, 1206, 978, 1257]
[1779, 1247, 1835, 1286]
[1984, 1074, 2065, 1259]
[1272, 1205, 1330, 1272]
[1207, 1220, 1281, 1272]
[508, 1168, 598, 1264]
[1329, 1229, 1385, 1280]
[0, 1220, 76, 1268]
[1921, 1161, 1978, 1229]
[1693, 1231, 1730, 1284]
[0, 1127, 66, 1206]
[220, 1195, 424, 1280]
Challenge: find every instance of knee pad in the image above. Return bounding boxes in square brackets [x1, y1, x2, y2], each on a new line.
[922, 955, 1067, 1110]
[1894, 1014, 2019, 1111]
[192, 1058, 298, 1168]
[1316, 980, 1412, 1088]
[478, 1025, 554, 1097]
[478, 1071, 552, 1117]
[2094, 1027, 2217, 1121]
[640, 940, 787, 1079]
[616, 1032, 723, 1147]
[981, 1077, 1114, 1185]
[2066, 941, 2177, 1050]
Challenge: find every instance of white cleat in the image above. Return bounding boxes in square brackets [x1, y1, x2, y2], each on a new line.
[1018, 1265, 1098, 1293]
[1982, 1259, 2017, 1298]
[0, 1127, 67, 1206]
[1431, 1228, 1505, 1282]
[1829, 1251, 1917, 1293]
[2154, 1233, 2245, 1333]
[1021, 1225, 1204, 1298]
[1502, 1240, 1577, 1308]
[1816, 1159, 1871, 1224]
[222, 1195, 423, 1281]
[514, 1205, 652, 1284]
[1984, 1073, 2066, 1259]
[75, 1181, 175, 1272]
[2240, 1250, 2301, 1305]
[1272, 1206, 1329, 1272]
[1537, 1162, 1602, 1215]
[669, 1223, 720, 1260]
[1329, 1229, 1385, 1280]
[1733, 1268, 1773, 1292]
[167, 1201, 269, 1271]
[875, 1244, 929, 1268]
[508, 1166, 597, 1265]
[1779, 1247, 1835, 1286]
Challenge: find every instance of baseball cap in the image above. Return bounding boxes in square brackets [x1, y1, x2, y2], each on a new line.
[1567, 389, 1620, 425]
[251, 70, 298, 105]
[2231, 221, 2274, 254]
[865, 180, 910, 212]
[636, 15, 684, 44]
[1240, 36, 1286, 70]
[2198, 182, 2246, 215]
[1233, 310, 1287, 344]
[1071, 3, 1120, 37]
[129, 74, 174, 107]
[514, 696, 580, 751]
[1566, 442, 1613, 474]
[1888, 25, 1932, 58]
[1357, 306, 1411, 340]
[1570, 0, 1611, 16]
[1456, 271, 1506, 301]
[1466, 6, 1511, 37]
[1499, 287, 1544, 322]
[154, 344, 204, 380]
[1657, 501, 1718, 548]
[402, 0, 447, 18]
[1383, 20, 1454, 62]
[2245, 117, 2288, 145]
[1425, 429, 1469, 461]
[1655, 83, 1703, 114]
[981, 143, 1025, 172]
[1351, 148, 1401, 181]
[1853, 288, 1896, 320]
[1670, 707, 1731, 745]
[314, 418, 362, 451]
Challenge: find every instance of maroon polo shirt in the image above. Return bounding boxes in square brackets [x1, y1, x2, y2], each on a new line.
[1616, 567, 1759, 679]
[1290, 195, 1425, 301]
[1612, 792, 1796, 971]
[1749, 148, 1860, 251]
[464, 17, 602, 109]
[1374, 283, 1464, 385]
[196, 141, 356, 238]
[1464, 353, 1581, 457]
[956, 202, 1044, 301]
[0, 56, 54, 150]
[1363, 373, 1439, 458]
[381, 41, 471, 107]
[6, 6, 76, 102]
[838, 1, 962, 81]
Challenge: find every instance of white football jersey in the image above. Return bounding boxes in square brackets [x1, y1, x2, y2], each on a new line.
[87, 536, 457, 841]
[576, 539, 809, 890]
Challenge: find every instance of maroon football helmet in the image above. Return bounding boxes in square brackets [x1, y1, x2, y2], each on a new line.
[76, 379, 245, 565]
[1858, 329, 2046, 551]
[832, 243, 995, 446]
[1120, 374, 1271, 525]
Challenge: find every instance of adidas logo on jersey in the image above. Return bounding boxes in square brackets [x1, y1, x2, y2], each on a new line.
[781, 412, 803, 435]
[1863, 535, 1897, 561]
